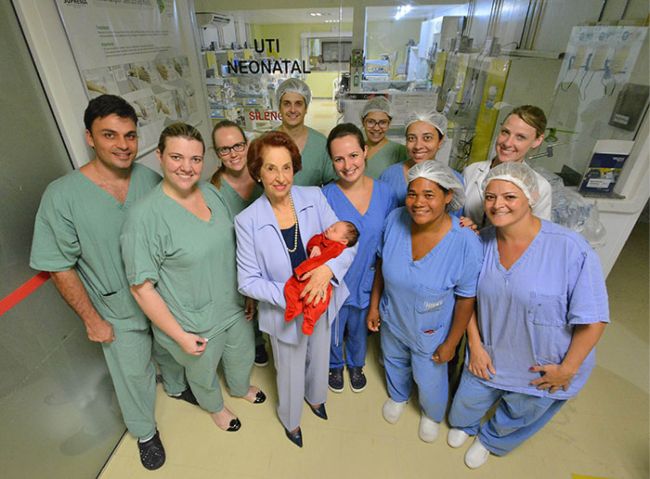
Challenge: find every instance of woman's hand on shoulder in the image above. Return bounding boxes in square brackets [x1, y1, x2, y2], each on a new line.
[178, 332, 208, 356]
[459, 216, 479, 234]
[299, 265, 333, 305]
[529, 363, 575, 393]
[366, 308, 381, 332]
[467, 341, 496, 380]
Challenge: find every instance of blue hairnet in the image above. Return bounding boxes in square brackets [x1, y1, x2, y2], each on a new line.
[361, 97, 392, 119]
[276, 78, 311, 107]
[407, 160, 464, 211]
[482, 162, 540, 206]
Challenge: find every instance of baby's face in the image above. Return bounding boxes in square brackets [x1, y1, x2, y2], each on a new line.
[324, 222, 348, 244]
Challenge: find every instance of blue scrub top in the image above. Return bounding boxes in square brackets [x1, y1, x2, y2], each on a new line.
[475, 220, 609, 400]
[379, 161, 465, 217]
[378, 208, 483, 355]
[322, 179, 397, 309]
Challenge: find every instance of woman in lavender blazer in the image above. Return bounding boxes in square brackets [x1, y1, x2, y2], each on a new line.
[234, 131, 356, 447]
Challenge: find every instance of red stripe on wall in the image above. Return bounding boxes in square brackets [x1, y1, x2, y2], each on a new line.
[0, 271, 51, 316]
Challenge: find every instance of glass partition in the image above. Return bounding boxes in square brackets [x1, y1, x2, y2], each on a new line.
[197, 6, 351, 135]
[195, 0, 648, 199]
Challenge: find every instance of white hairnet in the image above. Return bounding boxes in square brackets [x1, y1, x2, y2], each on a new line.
[361, 96, 392, 119]
[482, 162, 540, 206]
[407, 160, 465, 211]
[276, 78, 311, 107]
[405, 111, 448, 137]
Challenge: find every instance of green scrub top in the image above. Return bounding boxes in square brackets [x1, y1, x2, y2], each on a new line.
[292, 127, 338, 186]
[365, 140, 408, 179]
[30, 163, 161, 331]
[217, 178, 263, 217]
[121, 182, 244, 339]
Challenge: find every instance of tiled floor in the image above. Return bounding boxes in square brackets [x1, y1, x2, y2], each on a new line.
[99, 221, 649, 478]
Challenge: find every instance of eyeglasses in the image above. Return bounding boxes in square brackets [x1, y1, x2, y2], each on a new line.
[364, 118, 390, 128]
[216, 141, 246, 157]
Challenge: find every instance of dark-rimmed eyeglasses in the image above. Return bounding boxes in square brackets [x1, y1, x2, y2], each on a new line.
[364, 119, 390, 128]
[216, 141, 246, 157]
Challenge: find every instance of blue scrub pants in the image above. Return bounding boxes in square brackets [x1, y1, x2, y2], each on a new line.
[381, 325, 448, 422]
[448, 370, 566, 456]
[329, 305, 367, 369]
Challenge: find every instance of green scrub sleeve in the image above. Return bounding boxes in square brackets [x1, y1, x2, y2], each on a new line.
[121, 209, 166, 287]
[30, 186, 80, 272]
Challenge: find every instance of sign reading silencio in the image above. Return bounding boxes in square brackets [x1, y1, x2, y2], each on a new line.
[226, 38, 312, 75]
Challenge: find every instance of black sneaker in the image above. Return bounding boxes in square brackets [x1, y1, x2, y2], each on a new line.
[328, 368, 344, 393]
[349, 367, 367, 393]
[254, 344, 269, 367]
[138, 430, 165, 470]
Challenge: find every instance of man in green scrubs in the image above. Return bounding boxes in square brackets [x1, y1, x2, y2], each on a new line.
[276, 78, 338, 186]
[30, 95, 192, 471]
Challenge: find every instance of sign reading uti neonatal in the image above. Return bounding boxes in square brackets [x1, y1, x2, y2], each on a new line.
[226, 38, 311, 75]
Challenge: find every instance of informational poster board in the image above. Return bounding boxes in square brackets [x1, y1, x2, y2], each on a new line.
[55, 0, 201, 153]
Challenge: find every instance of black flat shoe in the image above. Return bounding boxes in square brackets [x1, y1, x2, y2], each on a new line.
[253, 390, 267, 404]
[170, 387, 199, 406]
[306, 400, 328, 420]
[284, 427, 303, 448]
[226, 418, 241, 432]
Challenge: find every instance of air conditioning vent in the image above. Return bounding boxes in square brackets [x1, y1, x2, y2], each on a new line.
[196, 12, 231, 25]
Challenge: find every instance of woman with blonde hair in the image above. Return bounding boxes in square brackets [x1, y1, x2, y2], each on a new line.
[463, 105, 552, 228]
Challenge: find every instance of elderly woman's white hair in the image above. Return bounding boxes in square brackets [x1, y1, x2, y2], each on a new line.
[361, 96, 392, 120]
[482, 162, 540, 207]
[276, 78, 311, 107]
[407, 160, 465, 211]
[405, 111, 448, 138]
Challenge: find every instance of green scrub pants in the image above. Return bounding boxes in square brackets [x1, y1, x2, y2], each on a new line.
[101, 326, 187, 439]
[155, 318, 254, 413]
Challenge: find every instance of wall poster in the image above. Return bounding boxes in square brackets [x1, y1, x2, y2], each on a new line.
[55, 0, 200, 153]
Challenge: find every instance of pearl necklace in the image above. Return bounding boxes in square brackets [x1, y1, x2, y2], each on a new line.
[286, 194, 300, 253]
